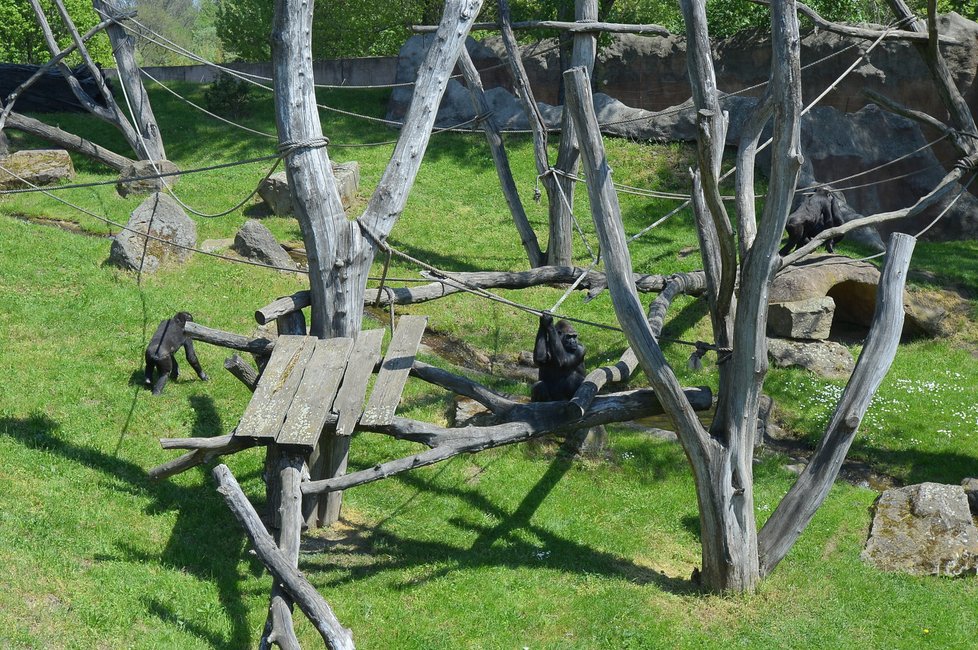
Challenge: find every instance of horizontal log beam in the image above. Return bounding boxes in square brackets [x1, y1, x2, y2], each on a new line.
[412, 20, 669, 35]
[305, 386, 712, 494]
[255, 267, 701, 323]
[185, 321, 275, 354]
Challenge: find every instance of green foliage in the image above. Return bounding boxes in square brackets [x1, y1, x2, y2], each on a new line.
[215, 0, 450, 62]
[0, 0, 113, 65]
[202, 73, 252, 118]
[131, 0, 224, 66]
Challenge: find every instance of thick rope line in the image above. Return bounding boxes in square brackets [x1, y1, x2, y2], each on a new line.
[140, 67, 277, 139]
[0, 153, 282, 195]
[0, 161, 305, 273]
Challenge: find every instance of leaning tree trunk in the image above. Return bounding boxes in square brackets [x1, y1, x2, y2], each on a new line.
[272, 0, 484, 527]
[92, 0, 166, 161]
[548, 0, 599, 267]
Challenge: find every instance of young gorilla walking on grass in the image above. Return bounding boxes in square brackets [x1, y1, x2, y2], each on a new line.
[144, 311, 209, 395]
[531, 312, 586, 402]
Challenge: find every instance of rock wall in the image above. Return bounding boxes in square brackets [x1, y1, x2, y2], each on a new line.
[387, 13, 978, 240]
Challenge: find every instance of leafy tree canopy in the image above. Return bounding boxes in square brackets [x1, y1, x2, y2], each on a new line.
[0, 0, 113, 65]
[214, 0, 978, 62]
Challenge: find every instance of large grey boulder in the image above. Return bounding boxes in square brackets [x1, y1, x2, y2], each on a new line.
[862, 482, 978, 577]
[257, 162, 360, 216]
[768, 297, 835, 341]
[108, 192, 196, 273]
[116, 159, 181, 198]
[771, 254, 946, 337]
[233, 219, 295, 271]
[0, 149, 74, 189]
[767, 338, 855, 380]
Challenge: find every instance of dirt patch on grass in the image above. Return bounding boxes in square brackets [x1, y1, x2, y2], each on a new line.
[11, 212, 107, 237]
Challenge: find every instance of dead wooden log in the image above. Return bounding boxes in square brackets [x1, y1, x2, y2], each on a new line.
[260, 452, 305, 650]
[458, 46, 543, 267]
[149, 435, 256, 480]
[0, 10, 132, 130]
[412, 20, 669, 34]
[306, 386, 712, 494]
[224, 354, 260, 392]
[254, 268, 698, 323]
[212, 464, 355, 650]
[569, 271, 706, 415]
[4, 111, 133, 171]
[260, 599, 298, 650]
[757, 233, 915, 575]
[548, 0, 599, 267]
[410, 361, 518, 413]
[185, 321, 275, 354]
[92, 0, 167, 161]
[747, 0, 957, 43]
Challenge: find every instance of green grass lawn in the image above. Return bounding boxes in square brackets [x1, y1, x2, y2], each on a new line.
[1, 83, 977, 649]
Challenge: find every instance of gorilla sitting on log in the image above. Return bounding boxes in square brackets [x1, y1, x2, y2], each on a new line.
[144, 312, 209, 395]
[531, 312, 586, 402]
[779, 187, 844, 256]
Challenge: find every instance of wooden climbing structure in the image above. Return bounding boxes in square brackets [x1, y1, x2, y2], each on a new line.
[234, 315, 425, 450]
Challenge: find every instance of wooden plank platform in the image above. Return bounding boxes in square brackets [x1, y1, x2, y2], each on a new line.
[332, 328, 385, 437]
[233, 319, 426, 448]
[360, 315, 428, 427]
[276, 337, 354, 446]
[236, 336, 314, 441]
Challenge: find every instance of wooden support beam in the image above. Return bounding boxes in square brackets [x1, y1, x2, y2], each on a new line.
[212, 464, 354, 650]
[305, 386, 712, 495]
[224, 354, 260, 392]
[412, 20, 669, 35]
[185, 321, 275, 355]
[260, 452, 305, 650]
[360, 316, 427, 427]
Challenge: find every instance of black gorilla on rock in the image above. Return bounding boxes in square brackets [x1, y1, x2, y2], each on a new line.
[531, 313, 586, 402]
[780, 187, 845, 256]
[144, 312, 209, 395]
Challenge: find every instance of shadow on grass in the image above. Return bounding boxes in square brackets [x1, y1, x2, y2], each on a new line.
[305, 452, 696, 596]
[0, 413, 261, 649]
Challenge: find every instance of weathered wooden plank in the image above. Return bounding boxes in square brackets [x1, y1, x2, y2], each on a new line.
[276, 337, 354, 447]
[236, 336, 314, 440]
[331, 329, 385, 437]
[360, 315, 427, 427]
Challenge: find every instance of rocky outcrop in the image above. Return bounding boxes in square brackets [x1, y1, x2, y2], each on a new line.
[108, 192, 196, 273]
[233, 219, 295, 271]
[862, 482, 978, 577]
[116, 159, 181, 198]
[771, 254, 946, 337]
[387, 14, 978, 240]
[257, 163, 360, 216]
[0, 149, 74, 189]
[768, 297, 835, 341]
[767, 338, 855, 380]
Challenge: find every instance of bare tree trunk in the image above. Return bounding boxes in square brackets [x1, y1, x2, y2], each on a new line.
[885, 0, 978, 157]
[26, 0, 160, 161]
[272, 0, 483, 526]
[4, 111, 134, 171]
[563, 64, 756, 592]
[91, 0, 166, 161]
[757, 233, 916, 575]
[549, 0, 599, 267]
[458, 47, 544, 266]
